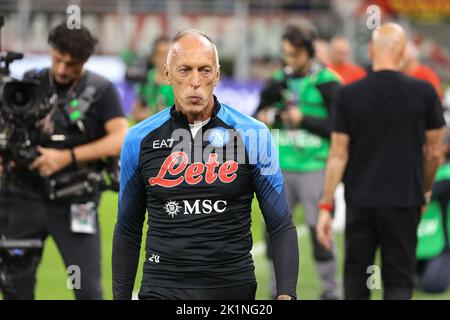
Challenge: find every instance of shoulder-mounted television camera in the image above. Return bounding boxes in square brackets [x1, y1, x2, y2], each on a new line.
[0, 15, 43, 299]
[0, 51, 55, 168]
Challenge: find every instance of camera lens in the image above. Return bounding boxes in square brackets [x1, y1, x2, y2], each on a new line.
[9, 87, 31, 108]
[2, 80, 41, 117]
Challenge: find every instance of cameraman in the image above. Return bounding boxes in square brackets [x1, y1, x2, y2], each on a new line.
[255, 23, 341, 300]
[3, 21, 128, 300]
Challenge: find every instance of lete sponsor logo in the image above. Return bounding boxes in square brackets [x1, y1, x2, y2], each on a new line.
[149, 152, 238, 188]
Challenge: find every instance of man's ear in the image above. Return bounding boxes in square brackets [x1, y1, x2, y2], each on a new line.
[164, 63, 171, 85]
[398, 44, 407, 68]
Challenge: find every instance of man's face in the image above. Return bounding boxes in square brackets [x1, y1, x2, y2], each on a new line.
[50, 48, 85, 85]
[282, 39, 309, 72]
[329, 39, 350, 65]
[152, 41, 170, 72]
[165, 36, 220, 118]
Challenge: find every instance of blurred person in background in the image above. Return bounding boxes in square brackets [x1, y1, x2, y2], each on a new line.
[416, 129, 450, 294]
[255, 23, 341, 300]
[132, 36, 174, 122]
[317, 23, 445, 300]
[327, 35, 367, 84]
[402, 42, 443, 100]
[314, 39, 331, 66]
[2, 21, 128, 300]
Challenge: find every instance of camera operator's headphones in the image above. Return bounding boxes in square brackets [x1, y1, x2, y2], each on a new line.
[283, 24, 317, 58]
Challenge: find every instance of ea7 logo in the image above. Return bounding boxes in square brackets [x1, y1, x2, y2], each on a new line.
[153, 139, 175, 149]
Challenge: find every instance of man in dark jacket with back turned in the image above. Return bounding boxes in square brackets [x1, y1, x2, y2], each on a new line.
[316, 23, 445, 300]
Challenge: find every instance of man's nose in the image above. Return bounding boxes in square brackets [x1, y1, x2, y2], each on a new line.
[55, 63, 67, 75]
[190, 69, 200, 90]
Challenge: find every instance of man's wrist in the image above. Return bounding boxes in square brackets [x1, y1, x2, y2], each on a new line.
[69, 148, 77, 167]
[318, 199, 334, 213]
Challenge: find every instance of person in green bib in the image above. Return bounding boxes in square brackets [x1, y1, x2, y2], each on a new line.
[256, 23, 341, 300]
[417, 140, 450, 293]
[132, 36, 174, 122]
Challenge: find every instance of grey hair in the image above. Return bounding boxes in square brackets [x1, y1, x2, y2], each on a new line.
[166, 28, 220, 68]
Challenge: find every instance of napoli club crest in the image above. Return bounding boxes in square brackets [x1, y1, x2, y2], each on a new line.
[208, 127, 230, 147]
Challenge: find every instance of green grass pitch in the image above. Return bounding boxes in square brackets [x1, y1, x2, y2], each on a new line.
[1, 191, 449, 300]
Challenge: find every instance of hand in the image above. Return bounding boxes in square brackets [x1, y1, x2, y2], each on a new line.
[276, 294, 294, 300]
[29, 146, 72, 177]
[316, 209, 333, 251]
[256, 108, 270, 125]
[280, 107, 303, 128]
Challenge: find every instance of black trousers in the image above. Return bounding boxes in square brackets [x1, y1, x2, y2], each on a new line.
[2, 193, 102, 300]
[344, 206, 421, 300]
[138, 282, 257, 300]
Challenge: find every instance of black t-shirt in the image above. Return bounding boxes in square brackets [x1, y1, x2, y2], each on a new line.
[11, 69, 125, 198]
[43, 69, 125, 146]
[333, 70, 445, 207]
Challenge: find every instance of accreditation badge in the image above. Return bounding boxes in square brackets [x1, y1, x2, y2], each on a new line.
[70, 201, 97, 234]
